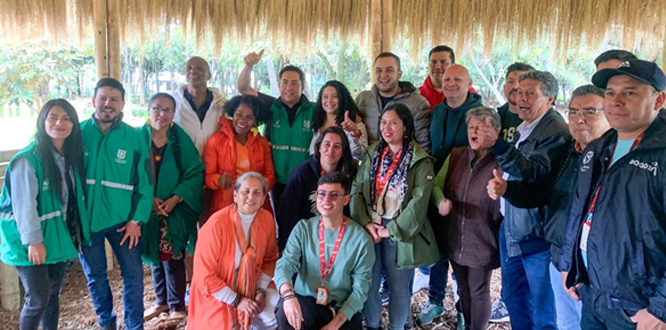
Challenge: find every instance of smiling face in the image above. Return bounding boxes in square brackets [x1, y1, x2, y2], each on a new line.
[442, 65, 472, 100]
[186, 57, 212, 88]
[380, 110, 406, 145]
[568, 94, 610, 146]
[603, 75, 664, 136]
[374, 57, 402, 96]
[321, 86, 340, 116]
[316, 183, 349, 218]
[319, 132, 344, 169]
[429, 51, 453, 84]
[233, 177, 266, 215]
[92, 86, 125, 123]
[232, 103, 257, 137]
[45, 105, 73, 143]
[278, 70, 304, 106]
[148, 97, 175, 131]
[503, 71, 528, 107]
[516, 78, 554, 123]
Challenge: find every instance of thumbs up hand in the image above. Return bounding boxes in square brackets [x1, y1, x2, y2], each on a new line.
[341, 110, 360, 136]
[487, 168, 507, 200]
[244, 49, 264, 67]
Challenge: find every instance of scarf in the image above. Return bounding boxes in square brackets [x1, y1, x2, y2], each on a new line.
[233, 208, 259, 330]
[370, 140, 413, 211]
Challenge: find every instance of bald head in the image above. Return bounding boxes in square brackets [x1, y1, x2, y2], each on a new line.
[186, 57, 212, 89]
[443, 64, 473, 106]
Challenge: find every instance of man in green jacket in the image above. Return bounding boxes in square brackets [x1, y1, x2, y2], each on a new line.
[237, 50, 314, 215]
[79, 78, 154, 330]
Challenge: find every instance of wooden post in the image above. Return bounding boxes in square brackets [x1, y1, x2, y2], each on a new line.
[107, 0, 120, 80]
[381, 0, 393, 53]
[93, 0, 109, 80]
[370, 0, 383, 83]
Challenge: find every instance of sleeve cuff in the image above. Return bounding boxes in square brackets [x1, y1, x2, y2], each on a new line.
[257, 273, 271, 290]
[212, 286, 237, 305]
[20, 229, 43, 245]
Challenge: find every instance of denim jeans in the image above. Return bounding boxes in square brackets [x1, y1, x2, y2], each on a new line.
[277, 294, 360, 330]
[79, 222, 144, 330]
[364, 220, 414, 330]
[420, 252, 449, 305]
[151, 258, 186, 312]
[499, 223, 557, 330]
[579, 285, 637, 330]
[15, 262, 68, 330]
[549, 262, 582, 330]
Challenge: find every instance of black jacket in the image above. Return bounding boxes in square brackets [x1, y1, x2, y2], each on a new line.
[276, 155, 351, 251]
[490, 109, 572, 257]
[564, 112, 666, 322]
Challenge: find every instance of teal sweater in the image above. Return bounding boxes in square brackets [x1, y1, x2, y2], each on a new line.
[274, 216, 375, 320]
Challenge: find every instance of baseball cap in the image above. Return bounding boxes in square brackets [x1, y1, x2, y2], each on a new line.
[592, 59, 665, 91]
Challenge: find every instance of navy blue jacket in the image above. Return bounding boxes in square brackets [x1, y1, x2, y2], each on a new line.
[490, 109, 572, 257]
[564, 111, 666, 322]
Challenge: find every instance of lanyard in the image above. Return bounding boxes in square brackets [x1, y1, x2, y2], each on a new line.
[586, 133, 644, 215]
[318, 217, 348, 285]
[375, 146, 402, 202]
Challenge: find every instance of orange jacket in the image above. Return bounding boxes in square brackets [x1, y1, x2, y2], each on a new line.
[188, 204, 278, 330]
[203, 117, 275, 213]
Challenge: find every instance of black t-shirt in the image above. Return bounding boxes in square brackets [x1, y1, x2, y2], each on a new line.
[498, 103, 523, 144]
[183, 89, 214, 123]
[379, 95, 395, 110]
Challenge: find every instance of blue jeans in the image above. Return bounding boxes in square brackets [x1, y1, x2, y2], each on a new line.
[419, 252, 449, 305]
[79, 222, 144, 330]
[151, 258, 187, 312]
[15, 262, 68, 330]
[579, 285, 637, 330]
[549, 262, 582, 330]
[364, 220, 414, 330]
[499, 223, 557, 330]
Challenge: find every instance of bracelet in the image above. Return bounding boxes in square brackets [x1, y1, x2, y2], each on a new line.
[255, 288, 267, 297]
[283, 294, 296, 301]
[230, 294, 242, 308]
[280, 288, 294, 298]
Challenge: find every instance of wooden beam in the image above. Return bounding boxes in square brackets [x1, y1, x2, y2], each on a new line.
[107, 0, 120, 80]
[381, 0, 393, 53]
[370, 0, 383, 62]
[93, 0, 108, 80]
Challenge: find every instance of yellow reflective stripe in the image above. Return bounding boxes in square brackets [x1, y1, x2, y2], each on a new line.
[101, 180, 134, 191]
[272, 145, 308, 152]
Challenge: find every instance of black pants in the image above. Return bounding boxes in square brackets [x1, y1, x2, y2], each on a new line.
[151, 258, 187, 312]
[579, 285, 637, 330]
[450, 260, 493, 330]
[271, 181, 286, 214]
[276, 294, 362, 330]
[16, 262, 68, 330]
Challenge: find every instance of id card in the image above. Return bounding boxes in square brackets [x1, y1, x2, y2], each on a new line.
[579, 214, 592, 253]
[316, 286, 329, 305]
[371, 211, 381, 224]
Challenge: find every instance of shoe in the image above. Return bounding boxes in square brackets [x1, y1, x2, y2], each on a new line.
[100, 323, 117, 330]
[381, 288, 390, 306]
[144, 304, 169, 321]
[170, 310, 186, 320]
[416, 302, 445, 325]
[489, 300, 510, 323]
[456, 312, 465, 330]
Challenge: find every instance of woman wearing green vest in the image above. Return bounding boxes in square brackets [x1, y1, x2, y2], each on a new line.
[0, 99, 89, 330]
[140, 93, 204, 321]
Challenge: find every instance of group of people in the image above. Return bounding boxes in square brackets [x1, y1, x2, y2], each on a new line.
[0, 45, 664, 330]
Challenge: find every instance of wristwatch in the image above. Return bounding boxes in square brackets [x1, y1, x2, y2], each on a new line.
[130, 220, 142, 227]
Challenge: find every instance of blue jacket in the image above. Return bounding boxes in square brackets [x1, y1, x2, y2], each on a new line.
[564, 111, 666, 322]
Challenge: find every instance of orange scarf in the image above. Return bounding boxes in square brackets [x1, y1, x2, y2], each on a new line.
[233, 211, 258, 330]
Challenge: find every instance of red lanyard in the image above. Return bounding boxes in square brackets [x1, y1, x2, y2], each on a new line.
[318, 217, 348, 285]
[586, 133, 644, 214]
[375, 146, 402, 200]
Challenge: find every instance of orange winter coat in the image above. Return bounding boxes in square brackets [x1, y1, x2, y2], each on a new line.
[203, 117, 275, 213]
[187, 204, 278, 330]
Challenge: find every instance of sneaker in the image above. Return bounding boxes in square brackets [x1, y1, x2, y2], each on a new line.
[456, 312, 465, 330]
[381, 288, 390, 306]
[144, 304, 169, 321]
[170, 310, 186, 320]
[489, 300, 510, 323]
[417, 302, 445, 325]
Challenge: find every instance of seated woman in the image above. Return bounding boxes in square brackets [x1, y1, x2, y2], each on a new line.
[350, 103, 439, 330]
[277, 126, 357, 251]
[309, 80, 368, 162]
[188, 172, 279, 330]
[139, 93, 204, 321]
[433, 107, 502, 330]
[0, 99, 89, 330]
[274, 172, 375, 330]
[204, 95, 274, 214]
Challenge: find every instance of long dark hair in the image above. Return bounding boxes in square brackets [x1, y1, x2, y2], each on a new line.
[378, 103, 415, 148]
[313, 80, 360, 131]
[149, 93, 184, 175]
[314, 126, 357, 179]
[35, 99, 85, 201]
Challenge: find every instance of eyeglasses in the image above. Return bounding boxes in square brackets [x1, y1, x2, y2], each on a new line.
[316, 190, 344, 201]
[565, 108, 604, 118]
[150, 106, 174, 113]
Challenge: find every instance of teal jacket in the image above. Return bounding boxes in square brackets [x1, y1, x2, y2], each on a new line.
[350, 141, 439, 269]
[0, 144, 90, 266]
[268, 97, 314, 184]
[81, 115, 153, 232]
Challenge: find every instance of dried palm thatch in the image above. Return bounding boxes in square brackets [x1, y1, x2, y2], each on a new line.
[0, 0, 665, 66]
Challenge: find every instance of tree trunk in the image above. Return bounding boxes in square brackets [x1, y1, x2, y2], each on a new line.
[266, 58, 279, 96]
[138, 55, 146, 105]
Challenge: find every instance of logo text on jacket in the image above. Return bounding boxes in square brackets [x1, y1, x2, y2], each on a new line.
[629, 159, 658, 176]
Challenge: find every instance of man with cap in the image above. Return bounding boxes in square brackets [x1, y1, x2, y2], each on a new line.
[563, 59, 666, 330]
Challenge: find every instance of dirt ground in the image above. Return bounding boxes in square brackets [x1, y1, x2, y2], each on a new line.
[0, 261, 511, 330]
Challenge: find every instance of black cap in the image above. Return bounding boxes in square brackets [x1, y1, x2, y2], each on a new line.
[592, 59, 666, 91]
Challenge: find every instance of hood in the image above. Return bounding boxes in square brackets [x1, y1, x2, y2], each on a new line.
[440, 91, 483, 112]
[370, 81, 420, 98]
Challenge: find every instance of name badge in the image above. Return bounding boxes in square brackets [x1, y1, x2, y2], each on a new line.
[316, 286, 329, 305]
[371, 211, 381, 224]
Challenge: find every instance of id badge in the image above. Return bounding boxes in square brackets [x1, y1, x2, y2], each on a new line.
[316, 286, 329, 305]
[579, 214, 592, 253]
[371, 211, 381, 224]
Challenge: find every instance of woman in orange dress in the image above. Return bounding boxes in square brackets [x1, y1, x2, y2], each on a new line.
[188, 172, 278, 330]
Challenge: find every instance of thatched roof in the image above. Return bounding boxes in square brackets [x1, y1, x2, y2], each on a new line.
[1, 0, 665, 66]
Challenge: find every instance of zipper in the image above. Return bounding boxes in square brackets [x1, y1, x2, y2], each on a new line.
[458, 165, 473, 261]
